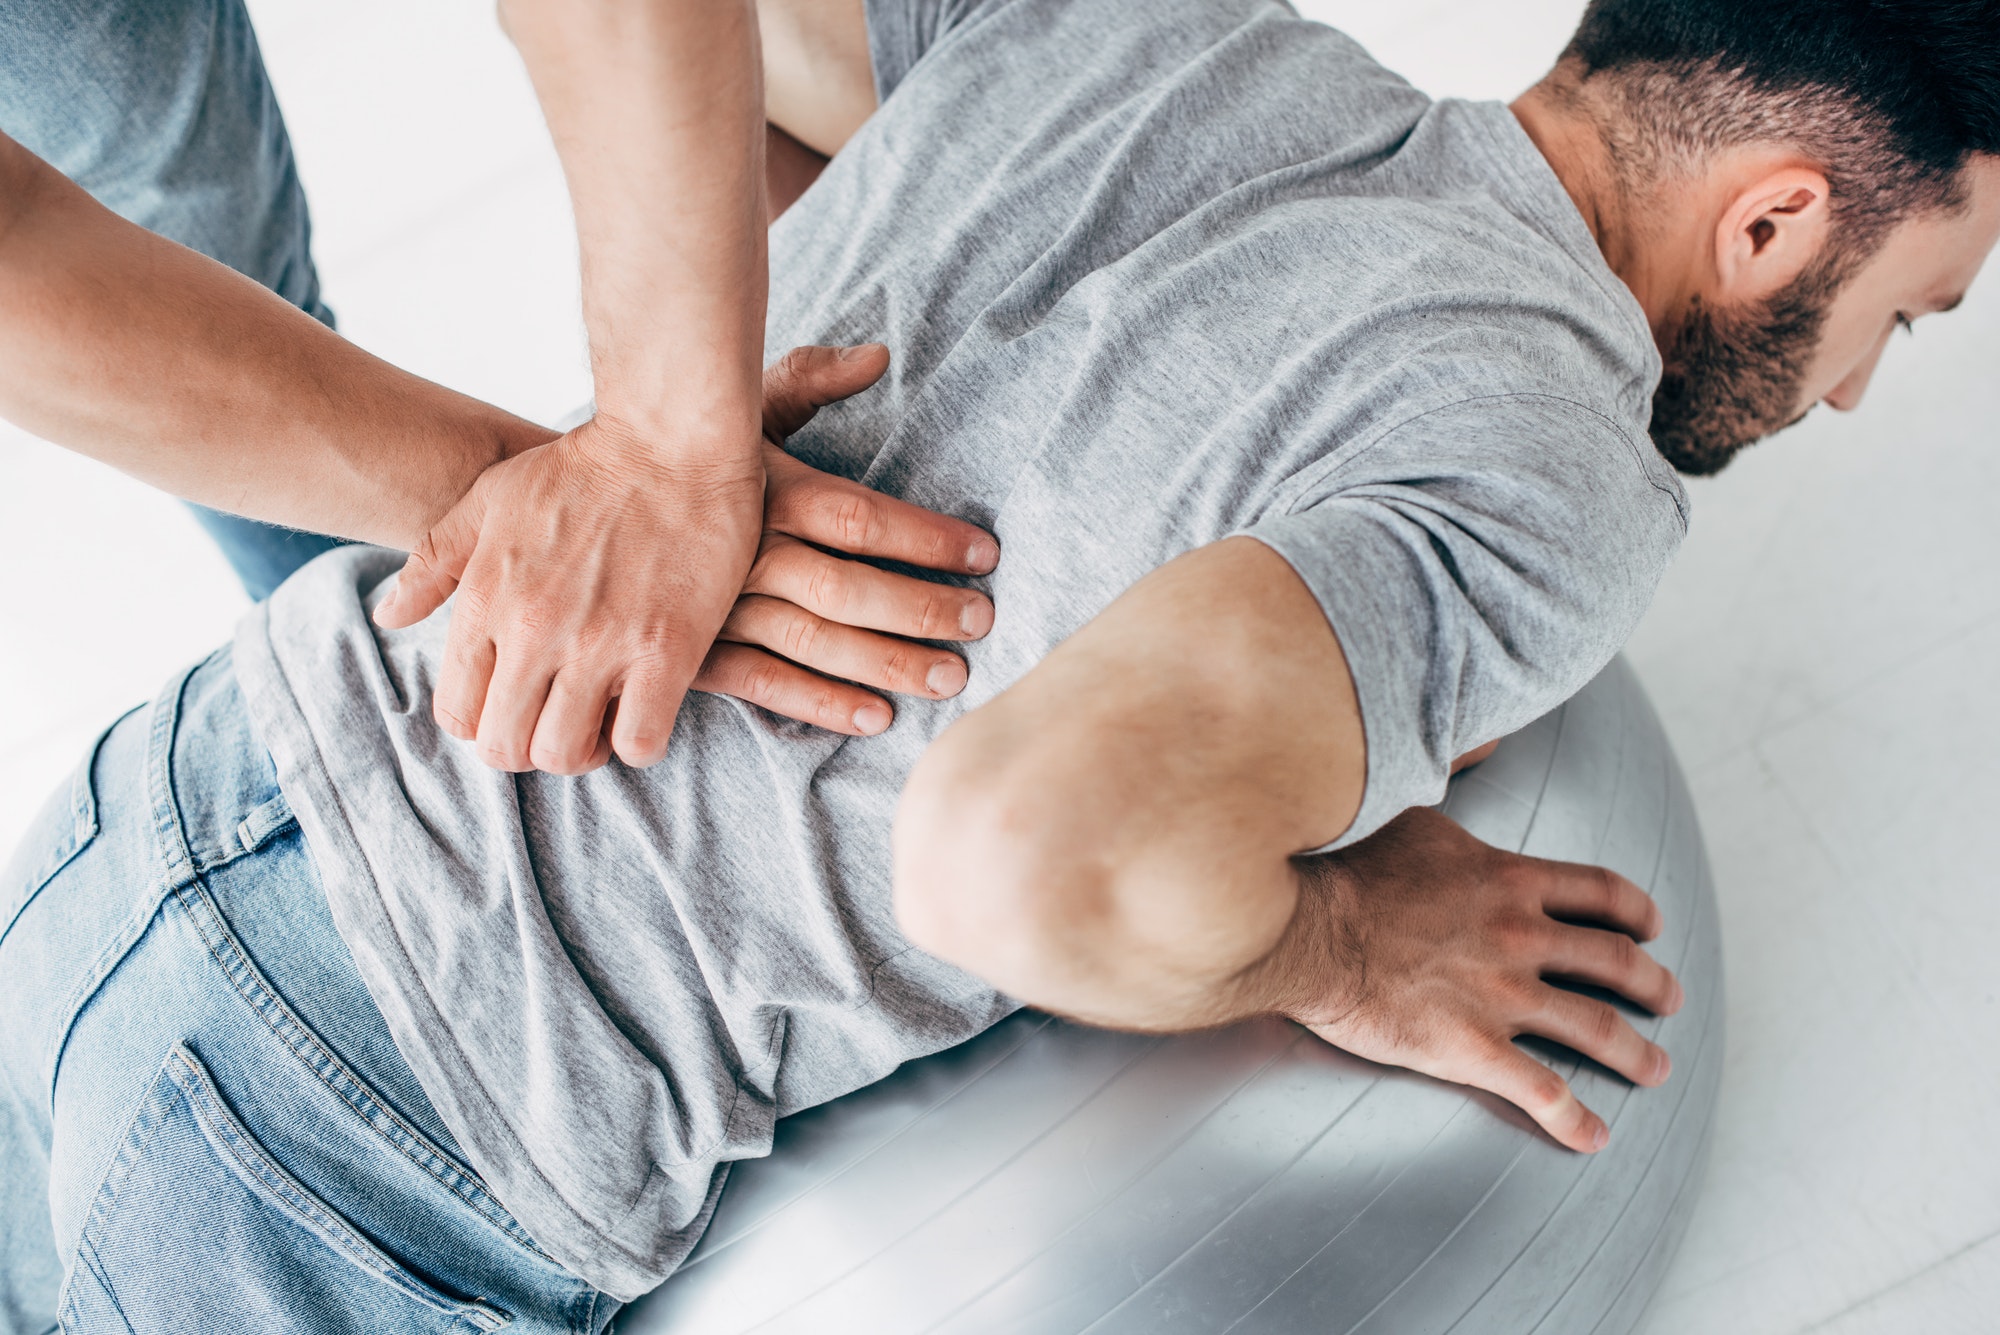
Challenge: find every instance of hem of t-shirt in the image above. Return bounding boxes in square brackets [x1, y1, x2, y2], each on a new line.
[231, 578, 725, 1302]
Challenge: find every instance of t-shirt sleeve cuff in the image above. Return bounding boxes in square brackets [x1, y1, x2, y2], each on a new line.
[1237, 520, 1448, 853]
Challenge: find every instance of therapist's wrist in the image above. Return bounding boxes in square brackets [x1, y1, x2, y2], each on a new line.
[584, 396, 764, 470]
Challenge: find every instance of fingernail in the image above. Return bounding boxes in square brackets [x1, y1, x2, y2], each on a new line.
[1590, 1122, 1610, 1151]
[1670, 980, 1686, 1012]
[966, 535, 1000, 574]
[837, 343, 879, 361]
[853, 701, 893, 734]
[926, 659, 968, 697]
[959, 599, 994, 637]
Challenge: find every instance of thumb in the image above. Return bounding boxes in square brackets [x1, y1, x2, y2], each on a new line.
[762, 344, 890, 442]
[374, 493, 484, 630]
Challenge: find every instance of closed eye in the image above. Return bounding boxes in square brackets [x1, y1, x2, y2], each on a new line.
[1895, 312, 1916, 336]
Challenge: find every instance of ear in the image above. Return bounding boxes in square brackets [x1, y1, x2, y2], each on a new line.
[1712, 164, 1832, 303]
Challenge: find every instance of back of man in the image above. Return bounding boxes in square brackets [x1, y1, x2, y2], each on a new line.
[237, 0, 1683, 1297]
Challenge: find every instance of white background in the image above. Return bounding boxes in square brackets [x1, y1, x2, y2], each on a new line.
[1, 2, 1995, 1329]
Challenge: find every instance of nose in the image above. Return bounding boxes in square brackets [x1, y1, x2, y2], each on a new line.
[1822, 328, 1893, 413]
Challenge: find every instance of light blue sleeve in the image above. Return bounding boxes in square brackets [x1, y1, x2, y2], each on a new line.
[1243, 395, 1686, 849]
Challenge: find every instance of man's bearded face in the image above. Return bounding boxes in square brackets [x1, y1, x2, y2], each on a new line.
[1647, 256, 1845, 475]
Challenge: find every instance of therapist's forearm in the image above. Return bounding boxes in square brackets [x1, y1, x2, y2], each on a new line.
[501, 0, 767, 452]
[0, 133, 555, 550]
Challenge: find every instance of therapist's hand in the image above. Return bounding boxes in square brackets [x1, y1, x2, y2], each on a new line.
[693, 344, 999, 740]
[376, 344, 998, 773]
[373, 405, 765, 774]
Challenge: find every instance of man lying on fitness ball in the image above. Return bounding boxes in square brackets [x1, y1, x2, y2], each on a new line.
[3, 0, 1997, 1326]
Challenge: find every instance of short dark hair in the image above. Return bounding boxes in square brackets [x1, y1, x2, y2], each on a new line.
[1559, 0, 2000, 254]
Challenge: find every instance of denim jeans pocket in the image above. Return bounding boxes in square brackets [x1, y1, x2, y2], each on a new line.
[58, 1044, 514, 1334]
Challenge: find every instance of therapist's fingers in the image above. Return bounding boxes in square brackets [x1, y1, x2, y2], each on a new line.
[720, 596, 969, 700]
[527, 674, 617, 776]
[433, 618, 497, 742]
[608, 665, 687, 769]
[763, 449, 1000, 576]
[376, 473, 487, 630]
[760, 343, 891, 440]
[474, 658, 555, 773]
[694, 642, 895, 736]
[745, 534, 994, 640]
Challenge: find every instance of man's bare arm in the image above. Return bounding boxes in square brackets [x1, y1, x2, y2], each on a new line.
[894, 538, 1682, 1152]
[760, 0, 876, 157]
[0, 130, 553, 549]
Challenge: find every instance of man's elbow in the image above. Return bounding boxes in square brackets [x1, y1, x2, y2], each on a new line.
[891, 725, 1118, 1001]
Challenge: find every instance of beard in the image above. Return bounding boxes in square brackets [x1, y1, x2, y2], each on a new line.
[1647, 253, 1847, 476]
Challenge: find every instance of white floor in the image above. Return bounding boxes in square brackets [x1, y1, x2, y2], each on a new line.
[2, 2, 1995, 1331]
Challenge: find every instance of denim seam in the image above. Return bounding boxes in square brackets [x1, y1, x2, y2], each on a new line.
[63, 1045, 181, 1335]
[0, 708, 126, 954]
[165, 1046, 512, 1329]
[41, 898, 173, 1119]
[171, 879, 554, 1262]
[145, 659, 202, 897]
[36, 660, 213, 1104]
[67, 1241, 140, 1335]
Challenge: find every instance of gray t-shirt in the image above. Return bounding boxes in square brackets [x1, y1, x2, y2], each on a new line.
[235, 0, 1685, 1300]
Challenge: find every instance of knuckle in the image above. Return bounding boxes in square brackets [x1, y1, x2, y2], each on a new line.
[1496, 972, 1543, 1014]
[826, 494, 881, 550]
[1493, 912, 1544, 959]
[808, 683, 849, 723]
[916, 590, 957, 638]
[738, 658, 787, 703]
[779, 613, 825, 663]
[531, 732, 595, 775]
[880, 643, 925, 686]
[804, 562, 851, 617]
[777, 345, 816, 379]
[1522, 1064, 1569, 1111]
[1582, 1002, 1623, 1049]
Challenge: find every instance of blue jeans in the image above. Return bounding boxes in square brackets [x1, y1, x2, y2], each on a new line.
[0, 0, 348, 600]
[0, 654, 616, 1334]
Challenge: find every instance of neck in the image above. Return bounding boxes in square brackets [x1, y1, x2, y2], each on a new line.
[1510, 79, 1690, 344]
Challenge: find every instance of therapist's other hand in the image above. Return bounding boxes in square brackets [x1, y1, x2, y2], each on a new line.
[1286, 807, 1683, 1153]
[373, 399, 765, 774]
[695, 344, 999, 738]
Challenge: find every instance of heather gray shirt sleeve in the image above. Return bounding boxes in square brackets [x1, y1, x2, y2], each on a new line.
[866, 0, 994, 100]
[1246, 395, 1684, 848]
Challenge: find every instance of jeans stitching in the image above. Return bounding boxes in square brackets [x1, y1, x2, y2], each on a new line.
[144, 660, 200, 896]
[69, 1239, 140, 1335]
[166, 1047, 507, 1324]
[172, 880, 554, 1262]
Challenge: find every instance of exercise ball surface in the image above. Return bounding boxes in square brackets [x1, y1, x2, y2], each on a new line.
[621, 657, 1723, 1334]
